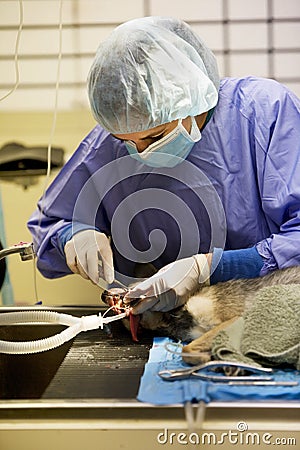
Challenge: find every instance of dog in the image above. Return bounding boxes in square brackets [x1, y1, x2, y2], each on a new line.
[102, 265, 300, 365]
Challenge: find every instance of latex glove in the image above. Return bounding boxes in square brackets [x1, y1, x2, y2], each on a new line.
[64, 229, 114, 284]
[123, 254, 210, 314]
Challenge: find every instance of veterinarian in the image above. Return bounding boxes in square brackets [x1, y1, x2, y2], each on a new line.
[28, 17, 300, 314]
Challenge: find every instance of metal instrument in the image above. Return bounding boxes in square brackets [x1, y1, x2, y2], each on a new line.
[0, 242, 35, 261]
[158, 360, 274, 382]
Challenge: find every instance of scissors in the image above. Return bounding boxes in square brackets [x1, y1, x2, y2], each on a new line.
[158, 360, 274, 382]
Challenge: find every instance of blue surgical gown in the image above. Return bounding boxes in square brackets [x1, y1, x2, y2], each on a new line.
[27, 77, 300, 280]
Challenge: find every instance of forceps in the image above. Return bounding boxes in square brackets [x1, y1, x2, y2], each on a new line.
[158, 360, 274, 382]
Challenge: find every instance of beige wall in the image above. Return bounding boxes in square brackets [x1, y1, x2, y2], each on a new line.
[0, 110, 102, 306]
[1, 0, 300, 109]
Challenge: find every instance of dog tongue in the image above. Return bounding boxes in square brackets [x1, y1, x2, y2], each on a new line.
[129, 313, 140, 342]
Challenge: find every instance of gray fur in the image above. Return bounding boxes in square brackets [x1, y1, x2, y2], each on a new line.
[140, 266, 300, 343]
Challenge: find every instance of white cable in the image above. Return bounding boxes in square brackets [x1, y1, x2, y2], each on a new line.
[164, 340, 184, 355]
[45, 0, 63, 181]
[33, 0, 64, 303]
[0, 0, 23, 102]
[37, 0, 63, 217]
[0, 0, 63, 304]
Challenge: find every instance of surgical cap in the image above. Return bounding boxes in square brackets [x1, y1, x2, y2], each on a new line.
[88, 16, 219, 134]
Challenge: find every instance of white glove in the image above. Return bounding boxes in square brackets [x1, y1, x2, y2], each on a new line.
[64, 229, 114, 284]
[123, 254, 210, 314]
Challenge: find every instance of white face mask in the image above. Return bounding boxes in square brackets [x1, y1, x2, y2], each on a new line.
[125, 117, 201, 167]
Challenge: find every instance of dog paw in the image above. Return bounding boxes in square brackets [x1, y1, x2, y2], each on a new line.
[181, 346, 211, 365]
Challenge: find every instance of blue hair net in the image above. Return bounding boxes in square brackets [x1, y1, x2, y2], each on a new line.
[87, 16, 219, 134]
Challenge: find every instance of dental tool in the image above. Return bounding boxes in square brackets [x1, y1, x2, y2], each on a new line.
[97, 257, 128, 290]
[158, 360, 274, 382]
[228, 380, 299, 386]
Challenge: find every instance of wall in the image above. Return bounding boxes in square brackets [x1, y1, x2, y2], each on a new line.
[0, 0, 299, 305]
[1, 0, 300, 109]
[0, 110, 101, 305]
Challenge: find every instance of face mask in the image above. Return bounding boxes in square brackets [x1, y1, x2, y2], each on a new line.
[125, 117, 201, 168]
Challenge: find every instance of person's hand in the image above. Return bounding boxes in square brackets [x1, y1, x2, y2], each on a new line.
[123, 254, 211, 314]
[64, 229, 114, 284]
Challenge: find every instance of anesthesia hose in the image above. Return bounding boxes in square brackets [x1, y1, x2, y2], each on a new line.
[0, 310, 127, 354]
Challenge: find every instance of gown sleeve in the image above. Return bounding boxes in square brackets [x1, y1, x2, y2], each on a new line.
[253, 81, 300, 274]
[211, 79, 300, 282]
